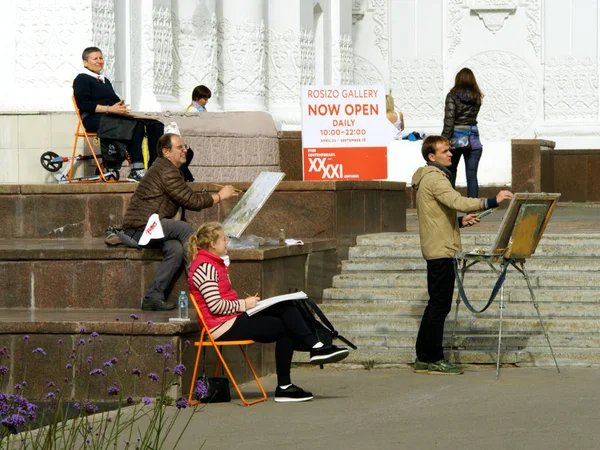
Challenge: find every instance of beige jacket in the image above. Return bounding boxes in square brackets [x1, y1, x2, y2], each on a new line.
[411, 165, 484, 260]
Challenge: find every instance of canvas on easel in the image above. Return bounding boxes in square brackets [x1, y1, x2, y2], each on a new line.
[489, 193, 561, 260]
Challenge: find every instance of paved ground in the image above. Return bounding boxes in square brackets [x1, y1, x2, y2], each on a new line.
[157, 365, 600, 450]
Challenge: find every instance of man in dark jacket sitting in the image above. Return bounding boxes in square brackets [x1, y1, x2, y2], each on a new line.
[121, 133, 237, 311]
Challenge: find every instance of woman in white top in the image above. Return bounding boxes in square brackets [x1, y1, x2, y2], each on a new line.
[386, 94, 404, 139]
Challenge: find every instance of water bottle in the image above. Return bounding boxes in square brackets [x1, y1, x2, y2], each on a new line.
[178, 291, 189, 320]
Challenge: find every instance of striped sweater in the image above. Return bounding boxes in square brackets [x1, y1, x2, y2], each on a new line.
[188, 249, 245, 338]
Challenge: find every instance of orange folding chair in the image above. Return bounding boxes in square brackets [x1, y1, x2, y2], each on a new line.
[187, 293, 267, 407]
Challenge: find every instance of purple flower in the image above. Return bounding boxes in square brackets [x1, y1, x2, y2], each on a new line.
[126, 396, 135, 405]
[165, 344, 172, 350]
[32, 347, 46, 356]
[65, 364, 72, 369]
[194, 379, 207, 400]
[21, 381, 27, 387]
[83, 402, 98, 415]
[107, 384, 120, 396]
[131, 368, 142, 376]
[103, 361, 113, 367]
[91, 332, 99, 337]
[164, 367, 171, 373]
[155, 345, 164, 354]
[147, 320, 154, 326]
[163, 353, 171, 360]
[45, 392, 55, 400]
[0, 346, 6, 355]
[22, 336, 30, 341]
[115, 317, 120, 322]
[74, 403, 80, 413]
[89, 369, 107, 377]
[86, 356, 93, 363]
[184, 340, 191, 346]
[57, 339, 63, 344]
[0, 366, 8, 375]
[173, 364, 186, 376]
[13, 384, 22, 391]
[47, 381, 55, 387]
[87, 339, 92, 344]
[1, 414, 26, 434]
[78, 339, 85, 346]
[110, 357, 118, 364]
[130, 314, 139, 320]
[79, 327, 86, 333]
[142, 397, 152, 405]
[148, 373, 159, 382]
[175, 397, 188, 409]
[63, 377, 68, 383]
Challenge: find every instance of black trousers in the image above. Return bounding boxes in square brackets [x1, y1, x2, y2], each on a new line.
[83, 114, 163, 166]
[415, 258, 456, 363]
[218, 303, 318, 386]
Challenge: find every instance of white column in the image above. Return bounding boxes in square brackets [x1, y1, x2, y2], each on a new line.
[173, 0, 220, 111]
[220, 0, 267, 111]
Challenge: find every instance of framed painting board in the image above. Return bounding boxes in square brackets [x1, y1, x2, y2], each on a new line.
[222, 172, 286, 239]
[489, 193, 561, 260]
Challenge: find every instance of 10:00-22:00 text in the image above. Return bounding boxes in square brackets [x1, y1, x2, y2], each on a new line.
[320, 129, 367, 136]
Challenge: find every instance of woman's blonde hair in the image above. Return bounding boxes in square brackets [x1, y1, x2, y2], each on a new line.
[187, 222, 223, 261]
[385, 94, 395, 113]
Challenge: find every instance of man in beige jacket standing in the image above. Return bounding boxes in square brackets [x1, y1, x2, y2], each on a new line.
[411, 136, 512, 374]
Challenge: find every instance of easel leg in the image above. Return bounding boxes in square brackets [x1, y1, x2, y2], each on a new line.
[496, 279, 505, 379]
[519, 262, 560, 373]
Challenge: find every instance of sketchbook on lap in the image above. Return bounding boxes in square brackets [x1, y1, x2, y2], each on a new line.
[245, 291, 308, 316]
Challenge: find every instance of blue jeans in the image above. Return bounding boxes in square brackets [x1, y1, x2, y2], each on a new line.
[449, 146, 482, 198]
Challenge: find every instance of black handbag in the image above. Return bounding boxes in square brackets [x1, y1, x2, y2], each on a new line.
[196, 348, 231, 403]
[198, 376, 231, 403]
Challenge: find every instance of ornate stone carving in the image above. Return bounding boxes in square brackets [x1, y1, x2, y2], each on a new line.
[92, 0, 116, 81]
[544, 56, 598, 121]
[353, 55, 386, 89]
[462, 50, 541, 139]
[523, 0, 541, 58]
[266, 29, 302, 104]
[153, 5, 174, 97]
[352, 0, 366, 24]
[173, 12, 219, 104]
[389, 58, 444, 121]
[447, 0, 466, 57]
[300, 29, 315, 87]
[15, 1, 89, 91]
[368, 0, 388, 59]
[332, 35, 354, 85]
[468, 0, 516, 33]
[218, 18, 266, 104]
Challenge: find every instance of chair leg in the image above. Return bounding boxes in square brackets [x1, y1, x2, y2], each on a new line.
[212, 344, 267, 406]
[187, 345, 204, 407]
[84, 134, 108, 182]
[68, 125, 81, 182]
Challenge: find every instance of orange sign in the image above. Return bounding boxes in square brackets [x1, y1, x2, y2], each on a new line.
[303, 147, 388, 181]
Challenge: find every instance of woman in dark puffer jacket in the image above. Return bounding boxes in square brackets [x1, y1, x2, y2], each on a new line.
[441, 68, 484, 198]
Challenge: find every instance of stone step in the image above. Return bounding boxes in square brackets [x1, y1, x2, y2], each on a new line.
[355, 232, 600, 247]
[331, 272, 600, 288]
[321, 299, 600, 318]
[342, 257, 600, 272]
[349, 244, 600, 258]
[330, 316, 600, 334]
[323, 287, 600, 303]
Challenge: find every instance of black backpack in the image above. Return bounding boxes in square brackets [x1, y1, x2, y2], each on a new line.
[294, 298, 357, 353]
[97, 115, 137, 169]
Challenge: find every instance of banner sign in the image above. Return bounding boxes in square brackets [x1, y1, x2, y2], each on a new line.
[301, 85, 397, 181]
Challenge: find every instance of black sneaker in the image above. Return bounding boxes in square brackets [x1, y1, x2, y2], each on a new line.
[128, 169, 146, 182]
[274, 385, 313, 403]
[309, 344, 349, 365]
[141, 297, 176, 311]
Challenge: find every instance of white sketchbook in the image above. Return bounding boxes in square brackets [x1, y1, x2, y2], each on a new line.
[246, 291, 308, 316]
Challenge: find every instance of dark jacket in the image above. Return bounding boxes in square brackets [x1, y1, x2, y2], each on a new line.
[441, 91, 481, 139]
[122, 157, 214, 230]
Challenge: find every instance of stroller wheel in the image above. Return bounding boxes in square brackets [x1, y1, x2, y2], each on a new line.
[40, 151, 63, 172]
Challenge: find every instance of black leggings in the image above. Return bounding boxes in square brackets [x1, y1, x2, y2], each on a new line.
[218, 303, 318, 386]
